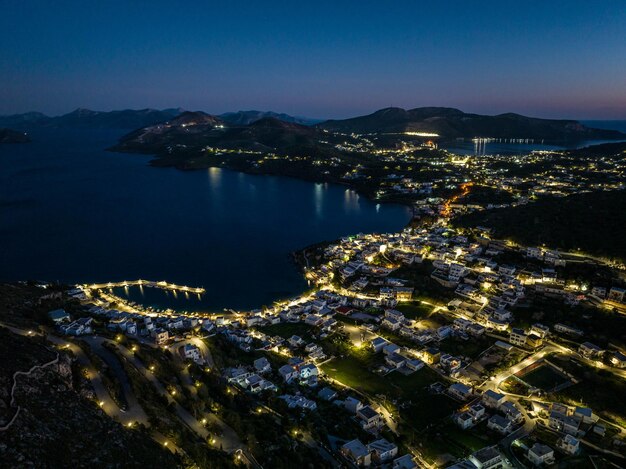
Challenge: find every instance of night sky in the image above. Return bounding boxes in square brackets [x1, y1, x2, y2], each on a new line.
[1, 0, 625, 119]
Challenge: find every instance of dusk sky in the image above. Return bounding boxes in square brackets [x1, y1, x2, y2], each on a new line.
[1, 0, 625, 119]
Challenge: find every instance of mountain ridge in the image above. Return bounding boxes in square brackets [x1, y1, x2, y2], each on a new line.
[1, 106, 624, 140]
[318, 106, 625, 140]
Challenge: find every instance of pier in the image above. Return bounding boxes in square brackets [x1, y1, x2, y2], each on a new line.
[83, 279, 205, 294]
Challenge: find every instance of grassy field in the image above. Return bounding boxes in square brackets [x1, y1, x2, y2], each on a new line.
[439, 337, 492, 360]
[520, 363, 570, 391]
[322, 358, 388, 394]
[257, 322, 314, 340]
[395, 302, 434, 320]
[321, 352, 443, 399]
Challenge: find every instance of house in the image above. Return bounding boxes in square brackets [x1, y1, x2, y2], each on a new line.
[467, 323, 486, 337]
[448, 383, 472, 401]
[344, 396, 363, 413]
[527, 443, 554, 466]
[487, 414, 512, 434]
[153, 328, 169, 345]
[383, 343, 401, 356]
[183, 344, 202, 363]
[166, 317, 184, 330]
[423, 347, 441, 364]
[573, 407, 596, 424]
[371, 337, 390, 353]
[288, 335, 305, 348]
[501, 401, 523, 424]
[317, 386, 338, 401]
[357, 405, 383, 431]
[469, 446, 505, 469]
[557, 434, 580, 455]
[610, 351, 626, 368]
[341, 439, 371, 467]
[253, 357, 271, 374]
[279, 394, 316, 409]
[437, 325, 453, 339]
[608, 287, 626, 303]
[61, 317, 94, 336]
[48, 309, 70, 324]
[554, 323, 583, 337]
[549, 411, 580, 435]
[246, 374, 267, 393]
[578, 342, 603, 359]
[591, 286, 606, 299]
[469, 403, 486, 421]
[382, 317, 401, 331]
[288, 357, 305, 367]
[405, 358, 425, 371]
[304, 314, 323, 326]
[125, 321, 137, 335]
[299, 363, 319, 386]
[527, 247, 544, 259]
[509, 328, 527, 347]
[278, 364, 298, 383]
[395, 287, 414, 301]
[440, 353, 461, 372]
[392, 454, 417, 469]
[368, 438, 398, 462]
[246, 315, 263, 327]
[455, 411, 474, 429]
[531, 323, 549, 338]
[305, 342, 319, 353]
[385, 352, 406, 369]
[525, 333, 543, 349]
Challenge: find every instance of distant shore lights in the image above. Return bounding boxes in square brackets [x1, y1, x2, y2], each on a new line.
[404, 131, 439, 137]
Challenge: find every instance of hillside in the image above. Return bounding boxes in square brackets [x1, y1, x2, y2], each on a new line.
[219, 110, 321, 126]
[111, 112, 332, 156]
[0, 128, 29, 143]
[0, 326, 180, 468]
[319, 107, 626, 140]
[0, 108, 183, 130]
[453, 190, 626, 262]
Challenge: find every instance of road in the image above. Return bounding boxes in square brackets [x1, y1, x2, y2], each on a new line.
[171, 337, 217, 393]
[110, 340, 252, 459]
[1, 323, 144, 426]
[17, 323, 258, 465]
[80, 336, 149, 425]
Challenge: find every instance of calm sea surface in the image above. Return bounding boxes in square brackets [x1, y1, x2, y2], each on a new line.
[0, 128, 411, 311]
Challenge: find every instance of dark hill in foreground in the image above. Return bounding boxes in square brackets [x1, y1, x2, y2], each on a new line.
[453, 190, 626, 262]
[0, 325, 180, 468]
[318, 107, 626, 140]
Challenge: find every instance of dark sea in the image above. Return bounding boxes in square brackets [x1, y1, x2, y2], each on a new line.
[0, 128, 411, 312]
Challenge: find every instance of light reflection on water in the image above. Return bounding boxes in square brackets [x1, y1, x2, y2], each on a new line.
[0, 128, 411, 311]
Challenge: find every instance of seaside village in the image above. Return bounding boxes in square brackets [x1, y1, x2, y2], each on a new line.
[51, 219, 626, 469]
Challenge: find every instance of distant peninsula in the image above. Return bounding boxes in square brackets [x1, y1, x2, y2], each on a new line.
[0, 128, 29, 143]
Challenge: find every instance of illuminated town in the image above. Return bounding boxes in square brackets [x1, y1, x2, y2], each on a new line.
[2, 2, 626, 469]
